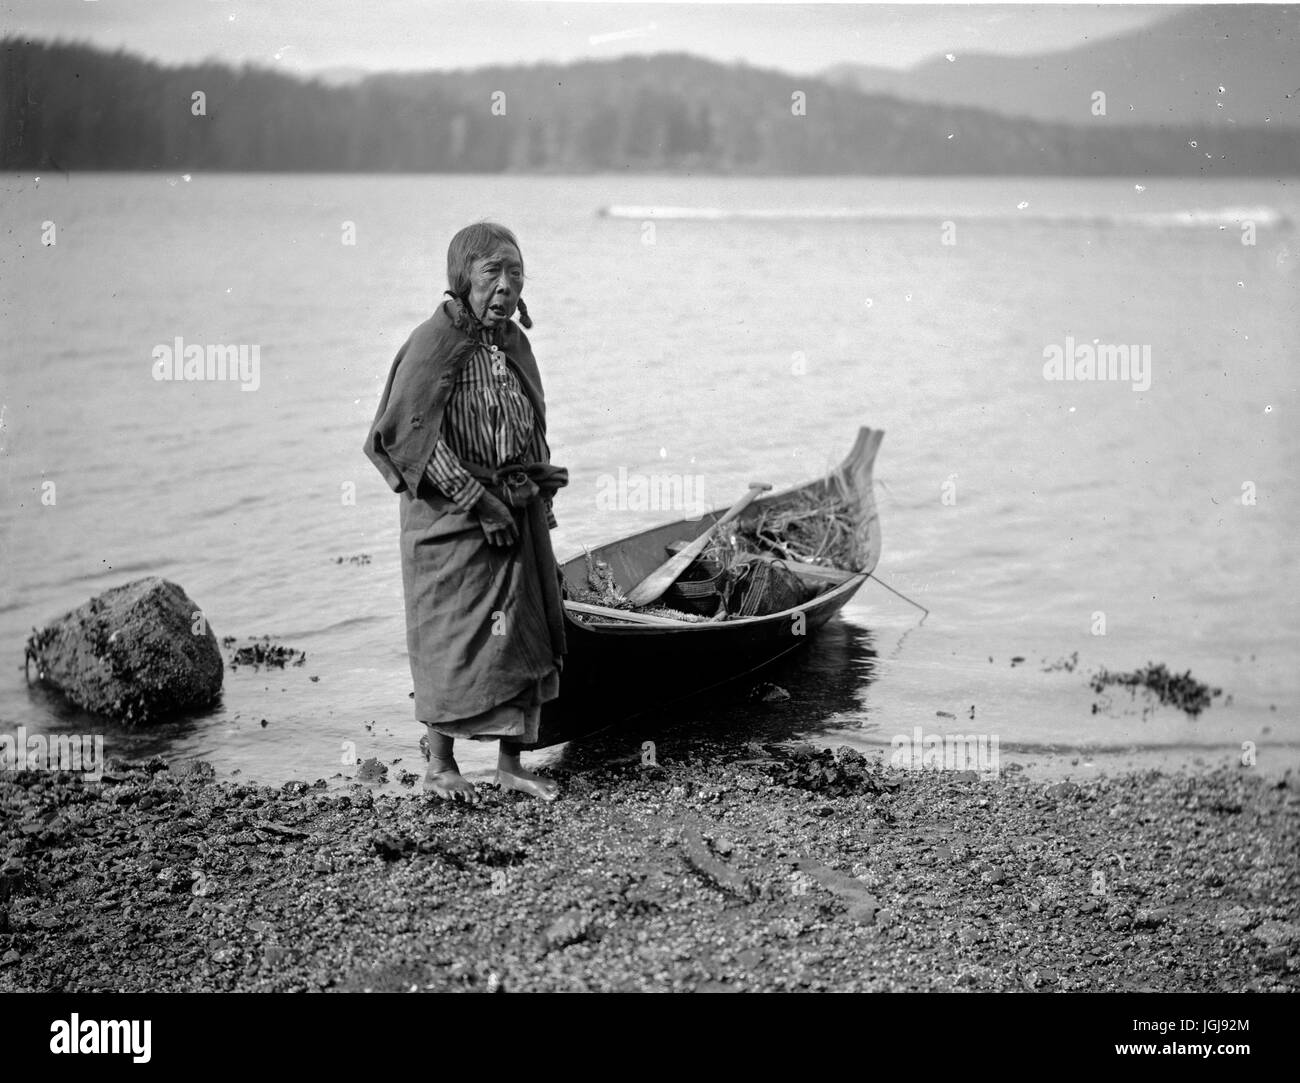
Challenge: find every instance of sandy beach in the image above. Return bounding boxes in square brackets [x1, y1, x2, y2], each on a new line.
[2, 738, 1296, 994]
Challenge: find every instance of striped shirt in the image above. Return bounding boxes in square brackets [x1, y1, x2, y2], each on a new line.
[423, 326, 555, 526]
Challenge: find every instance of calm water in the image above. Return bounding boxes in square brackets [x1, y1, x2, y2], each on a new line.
[2, 173, 1297, 786]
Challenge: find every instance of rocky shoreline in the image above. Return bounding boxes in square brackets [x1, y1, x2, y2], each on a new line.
[1, 743, 1297, 993]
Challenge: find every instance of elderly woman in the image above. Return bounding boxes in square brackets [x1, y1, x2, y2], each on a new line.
[364, 222, 567, 803]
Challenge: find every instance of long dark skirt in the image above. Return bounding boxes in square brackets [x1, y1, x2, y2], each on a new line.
[399, 487, 565, 741]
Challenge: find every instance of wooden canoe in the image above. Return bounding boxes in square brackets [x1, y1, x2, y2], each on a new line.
[528, 426, 884, 748]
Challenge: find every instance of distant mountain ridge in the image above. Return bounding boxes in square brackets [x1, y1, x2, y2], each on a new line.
[2, 37, 1296, 174]
[823, 5, 1300, 129]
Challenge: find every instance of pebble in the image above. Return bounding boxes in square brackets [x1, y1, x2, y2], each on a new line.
[543, 911, 591, 952]
[357, 759, 387, 782]
[1253, 920, 1300, 949]
[1215, 906, 1255, 934]
[1134, 907, 1170, 929]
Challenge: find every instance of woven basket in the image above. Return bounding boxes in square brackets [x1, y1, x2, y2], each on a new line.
[662, 543, 727, 616]
[725, 559, 808, 617]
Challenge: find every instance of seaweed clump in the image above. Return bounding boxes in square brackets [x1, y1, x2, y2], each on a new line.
[763, 745, 894, 797]
[228, 638, 307, 670]
[1090, 663, 1222, 718]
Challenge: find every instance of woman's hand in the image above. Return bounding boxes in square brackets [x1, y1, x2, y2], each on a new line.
[474, 491, 519, 547]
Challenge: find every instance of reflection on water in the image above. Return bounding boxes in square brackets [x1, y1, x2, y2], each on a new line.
[552, 617, 878, 771]
[21, 673, 227, 765]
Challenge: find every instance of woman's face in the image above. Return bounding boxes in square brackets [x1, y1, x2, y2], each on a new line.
[467, 242, 524, 328]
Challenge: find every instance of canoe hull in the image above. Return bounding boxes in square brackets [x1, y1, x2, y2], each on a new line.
[528, 426, 884, 747]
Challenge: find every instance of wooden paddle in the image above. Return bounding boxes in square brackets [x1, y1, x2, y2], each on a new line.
[624, 482, 772, 607]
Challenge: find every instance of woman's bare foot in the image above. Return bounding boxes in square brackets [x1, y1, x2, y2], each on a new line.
[496, 748, 559, 801]
[496, 765, 559, 801]
[424, 760, 478, 804]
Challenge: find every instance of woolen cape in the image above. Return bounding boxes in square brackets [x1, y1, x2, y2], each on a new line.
[364, 296, 566, 726]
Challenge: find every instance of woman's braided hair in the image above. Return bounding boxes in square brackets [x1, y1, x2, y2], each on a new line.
[445, 221, 532, 329]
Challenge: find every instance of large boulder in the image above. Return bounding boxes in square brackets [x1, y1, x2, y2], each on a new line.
[24, 578, 223, 723]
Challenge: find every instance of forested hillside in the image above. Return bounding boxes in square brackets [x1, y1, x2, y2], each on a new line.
[4, 38, 1295, 174]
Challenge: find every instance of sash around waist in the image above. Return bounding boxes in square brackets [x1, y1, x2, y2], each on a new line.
[461, 460, 569, 509]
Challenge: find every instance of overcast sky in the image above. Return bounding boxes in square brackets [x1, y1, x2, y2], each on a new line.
[0, 1, 1181, 76]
